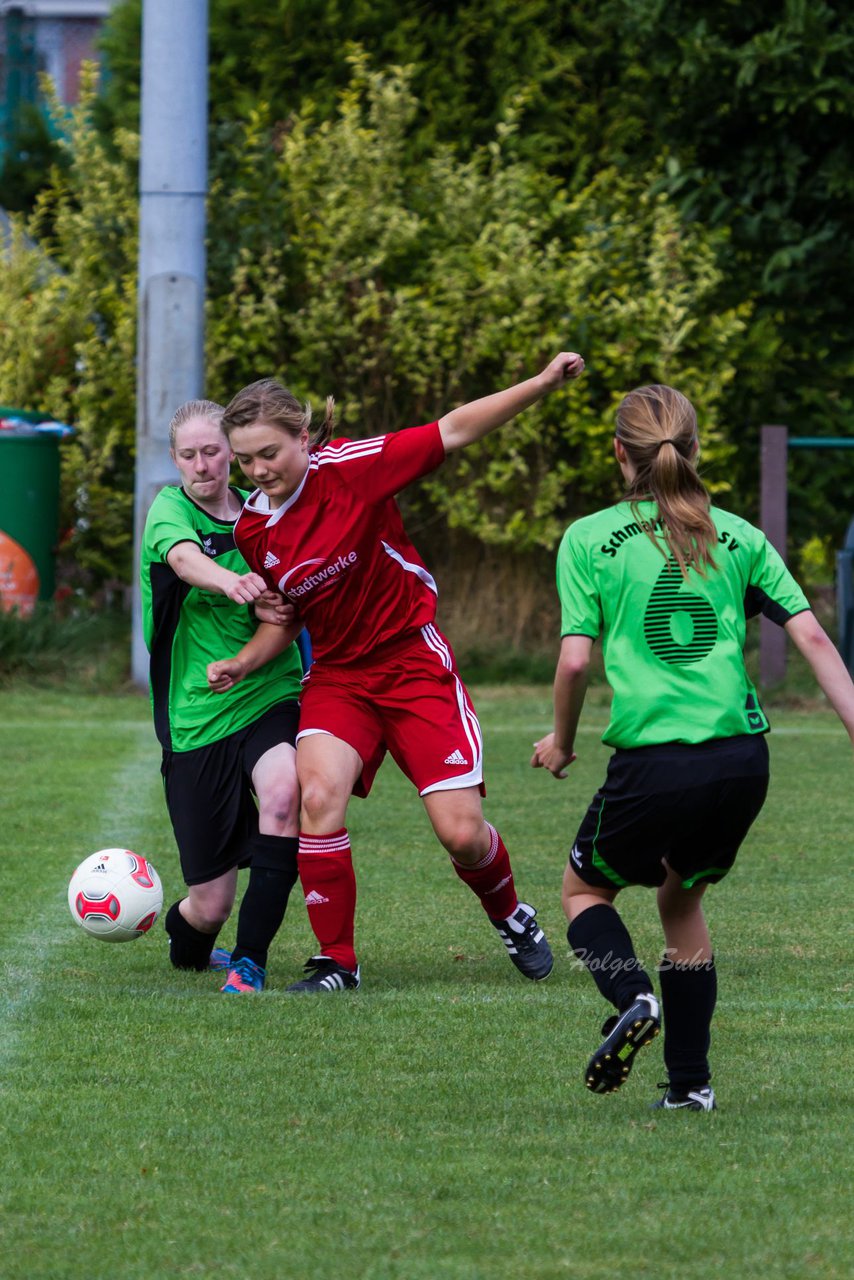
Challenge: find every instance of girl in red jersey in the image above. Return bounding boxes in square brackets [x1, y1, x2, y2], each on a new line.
[209, 352, 585, 992]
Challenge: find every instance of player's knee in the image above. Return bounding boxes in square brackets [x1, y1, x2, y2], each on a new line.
[256, 784, 299, 833]
[196, 903, 231, 931]
[657, 872, 707, 922]
[185, 891, 232, 931]
[299, 773, 344, 828]
[439, 815, 488, 862]
[658, 894, 704, 927]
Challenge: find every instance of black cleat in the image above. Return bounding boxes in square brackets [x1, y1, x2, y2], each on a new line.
[585, 993, 661, 1094]
[490, 902, 554, 981]
[285, 955, 361, 994]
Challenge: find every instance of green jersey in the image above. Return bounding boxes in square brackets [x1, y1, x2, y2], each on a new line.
[140, 485, 303, 752]
[556, 500, 810, 749]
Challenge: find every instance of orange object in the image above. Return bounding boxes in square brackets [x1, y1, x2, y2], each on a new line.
[0, 529, 40, 616]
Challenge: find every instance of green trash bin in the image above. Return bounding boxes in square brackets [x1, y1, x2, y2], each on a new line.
[0, 408, 73, 615]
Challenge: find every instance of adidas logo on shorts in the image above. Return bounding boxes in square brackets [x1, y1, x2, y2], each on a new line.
[444, 749, 468, 766]
[304, 890, 330, 905]
[263, 551, 281, 569]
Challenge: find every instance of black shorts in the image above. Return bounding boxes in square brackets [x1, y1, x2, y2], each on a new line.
[570, 735, 769, 891]
[161, 700, 300, 886]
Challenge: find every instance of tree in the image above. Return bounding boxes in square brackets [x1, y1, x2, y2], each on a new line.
[96, 0, 854, 566]
[1, 62, 748, 592]
[0, 73, 138, 594]
[0, 102, 67, 212]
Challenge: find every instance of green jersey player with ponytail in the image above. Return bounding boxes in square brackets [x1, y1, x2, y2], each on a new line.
[532, 383, 854, 1110]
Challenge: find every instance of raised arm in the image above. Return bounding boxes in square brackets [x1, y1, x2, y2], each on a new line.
[166, 540, 268, 604]
[438, 351, 585, 453]
[784, 611, 854, 746]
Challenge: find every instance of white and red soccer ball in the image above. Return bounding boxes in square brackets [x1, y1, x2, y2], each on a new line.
[68, 849, 163, 942]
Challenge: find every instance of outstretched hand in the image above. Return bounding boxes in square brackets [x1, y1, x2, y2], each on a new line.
[530, 732, 577, 779]
[437, 348, 585, 453]
[540, 352, 585, 392]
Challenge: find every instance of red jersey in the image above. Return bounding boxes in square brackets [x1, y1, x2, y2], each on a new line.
[234, 422, 446, 666]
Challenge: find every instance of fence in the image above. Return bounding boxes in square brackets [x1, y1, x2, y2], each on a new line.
[759, 426, 854, 684]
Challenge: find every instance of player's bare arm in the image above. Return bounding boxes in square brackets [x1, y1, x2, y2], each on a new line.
[166, 540, 268, 603]
[207, 620, 303, 693]
[784, 611, 854, 747]
[438, 351, 585, 453]
[532, 634, 593, 778]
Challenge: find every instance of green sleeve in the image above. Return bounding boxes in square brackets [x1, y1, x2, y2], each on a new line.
[145, 488, 202, 564]
[556, 525, 602, 639]
[747, 533, 811, 626]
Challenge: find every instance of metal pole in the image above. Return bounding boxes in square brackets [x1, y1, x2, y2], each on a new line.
[131, 0, 208, 687]
[838, 518, 854, 676]
[759, 425, 788, 687]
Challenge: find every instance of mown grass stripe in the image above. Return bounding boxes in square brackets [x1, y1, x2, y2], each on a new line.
[0, 721, 160, 1078]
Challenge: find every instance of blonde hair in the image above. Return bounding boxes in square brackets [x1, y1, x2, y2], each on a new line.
[615, 384, 716, 577]
[168, 399, 225, 450]
[221, 379, 335, 452]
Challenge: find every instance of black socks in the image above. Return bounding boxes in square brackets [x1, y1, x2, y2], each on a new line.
[568, 903, 717, 1089]
[231, 834, 299, 970]
[166, 835, 300, 973]
[658, 958, 717, 1090]
[164, 900, 217, 971]
[567, 903, 654, 1011]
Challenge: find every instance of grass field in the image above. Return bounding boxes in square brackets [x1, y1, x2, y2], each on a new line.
[0, 684, 851, 1279]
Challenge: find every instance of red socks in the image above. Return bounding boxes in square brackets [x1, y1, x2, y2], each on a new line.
[297, 830, 357, 971]
[299, 823, 517, 969]
[450, 823, 518, 921]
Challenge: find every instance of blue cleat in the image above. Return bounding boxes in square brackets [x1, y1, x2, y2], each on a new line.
[220, 956, 266, 993]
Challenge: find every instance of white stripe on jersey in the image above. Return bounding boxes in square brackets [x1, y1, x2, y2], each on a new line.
[311, 437, 386, 468]
[381, 540, 438, 595]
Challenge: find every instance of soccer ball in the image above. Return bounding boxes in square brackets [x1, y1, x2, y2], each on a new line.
[68, 848, 163, 942]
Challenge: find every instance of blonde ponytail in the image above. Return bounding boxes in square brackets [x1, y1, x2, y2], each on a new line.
[312, 396, 336, 452]
[615, 384, 716, 577]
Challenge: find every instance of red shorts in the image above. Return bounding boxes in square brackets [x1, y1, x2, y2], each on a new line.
[296, 624, 485, 798]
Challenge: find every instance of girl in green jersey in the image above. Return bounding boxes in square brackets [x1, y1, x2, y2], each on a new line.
[532, 383, 854, 1110]
[142, 400, 304, 994]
